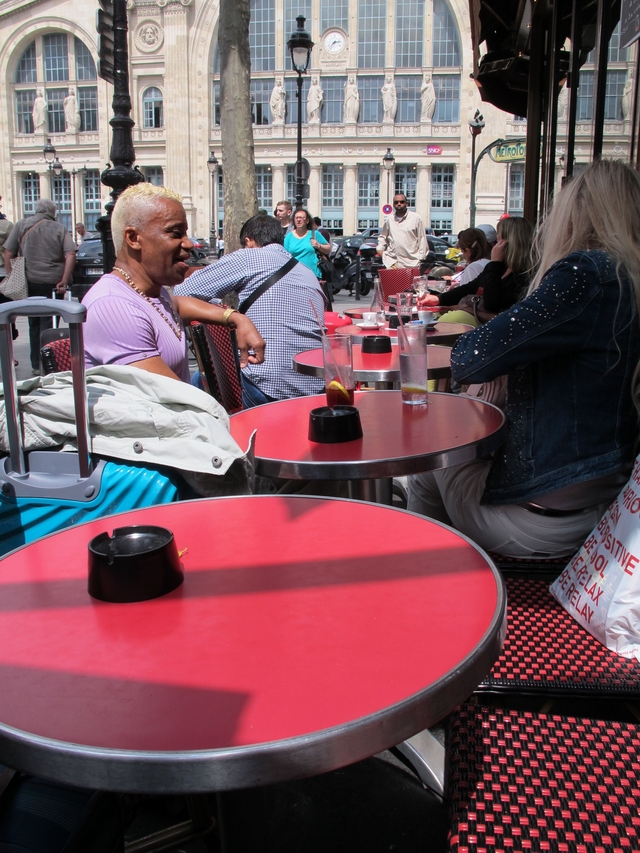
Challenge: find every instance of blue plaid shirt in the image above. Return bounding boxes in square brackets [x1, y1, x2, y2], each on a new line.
[175, 244, 325, 400]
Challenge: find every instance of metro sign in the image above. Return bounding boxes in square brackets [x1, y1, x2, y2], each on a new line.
[427, 145, 442, 155]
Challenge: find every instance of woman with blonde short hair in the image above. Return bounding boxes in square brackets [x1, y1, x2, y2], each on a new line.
[408, 160, 640, 559]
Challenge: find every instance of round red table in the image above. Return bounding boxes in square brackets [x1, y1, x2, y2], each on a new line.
[336, 322, 472, 347]
[0, 496, 505, 793]
[292, 343, 452, 386]
[230, 390, 505, 501]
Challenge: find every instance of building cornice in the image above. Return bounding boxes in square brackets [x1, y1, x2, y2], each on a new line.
[0, 0, 54, 20]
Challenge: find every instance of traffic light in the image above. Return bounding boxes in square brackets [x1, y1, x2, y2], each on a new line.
[96, 0, 114, 84]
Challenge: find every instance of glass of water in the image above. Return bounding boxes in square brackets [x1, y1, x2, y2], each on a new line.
[398, 324, 428, 405]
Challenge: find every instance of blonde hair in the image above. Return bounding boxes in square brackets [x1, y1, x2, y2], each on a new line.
[529, 160, 640, 301]
[111, 183, 182, 254]
[497, 216, 533, 274]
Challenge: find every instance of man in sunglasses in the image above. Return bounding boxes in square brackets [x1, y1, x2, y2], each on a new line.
[376, 193, 428, 269]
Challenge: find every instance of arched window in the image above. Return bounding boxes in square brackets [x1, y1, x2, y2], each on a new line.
[395, 0, 423, 68]
[15, 42, 37, 83]
[250, 0, 275, 71]
[75, 38, 97, 80]
[432, 0, 460, 67]
[321, 0, 349, 35]
[358, 0, 386, 68]
[284, 0, 311, 69]
[13, 34, 98, 135]
[143, 87, 163, 128]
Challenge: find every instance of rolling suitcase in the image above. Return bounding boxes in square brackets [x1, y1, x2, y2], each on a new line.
[0, 298, 181, 557]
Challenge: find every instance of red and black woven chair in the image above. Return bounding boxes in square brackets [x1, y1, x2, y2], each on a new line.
[447, 703, 640, 853]
[476, 576, 640, 700]
[40, 336, 71, 375]
[379, 267, 421, 301]
[189, 320, 243, 414]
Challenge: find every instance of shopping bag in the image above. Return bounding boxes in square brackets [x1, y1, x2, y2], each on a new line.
[549, 455, 640, 660]
[0, 256, 28, 301]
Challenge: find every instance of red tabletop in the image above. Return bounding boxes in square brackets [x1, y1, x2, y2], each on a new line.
[0, 496, 505, 793]
[230, 390, 505, 480]
[293, 344, 451, 382]
[336, 322, 472, 347]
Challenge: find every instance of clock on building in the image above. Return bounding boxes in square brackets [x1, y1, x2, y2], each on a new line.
[323, 30, 346, 54]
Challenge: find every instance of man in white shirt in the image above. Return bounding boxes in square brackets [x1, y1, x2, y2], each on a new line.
[376, 194, 428, 269]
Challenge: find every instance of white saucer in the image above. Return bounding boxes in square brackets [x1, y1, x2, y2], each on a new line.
[356, 321, 384, 329]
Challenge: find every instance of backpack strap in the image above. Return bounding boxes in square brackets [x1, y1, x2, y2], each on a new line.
[238, 256, 299, 314]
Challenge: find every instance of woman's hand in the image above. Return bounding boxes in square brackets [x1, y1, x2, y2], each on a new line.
[491, 238, 508, 263]
[229, 313, 266, 367]
[311, 238, 330, 255]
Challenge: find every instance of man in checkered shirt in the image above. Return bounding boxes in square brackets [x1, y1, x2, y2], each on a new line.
[175, 215, 325, 406]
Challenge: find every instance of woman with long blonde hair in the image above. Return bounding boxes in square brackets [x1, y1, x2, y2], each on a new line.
[408, 159, 640, 558]
[437, 216, 534, 324]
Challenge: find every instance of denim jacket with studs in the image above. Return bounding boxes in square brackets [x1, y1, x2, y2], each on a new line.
[450, 250, 640, 505]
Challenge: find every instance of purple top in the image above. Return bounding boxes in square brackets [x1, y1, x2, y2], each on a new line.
[82, 274, 189, 382]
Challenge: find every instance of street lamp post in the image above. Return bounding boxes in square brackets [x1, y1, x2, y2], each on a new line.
[207, 151, 218, 253]
[382, 147, 395, 205]
[70, 167, 85, 238]
[43, 139, 64, 229]
[287, 16, 314, 211]
[468, 110, 485, 227]
[96, 0, 144, 274]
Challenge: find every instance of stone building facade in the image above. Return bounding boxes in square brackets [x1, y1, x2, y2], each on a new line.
[0, 0, 635, 238]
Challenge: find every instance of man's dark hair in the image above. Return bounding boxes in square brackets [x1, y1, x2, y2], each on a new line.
[239, 214, 284, 247]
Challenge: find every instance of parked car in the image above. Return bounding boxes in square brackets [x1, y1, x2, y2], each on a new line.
[72, 238, 210, 301]
[72, 237, 103, 299]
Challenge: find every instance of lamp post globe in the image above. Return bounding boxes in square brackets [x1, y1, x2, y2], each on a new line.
[468, 110, 485, 227]
[43, 138, 56, 165]
[287, 16, 314, 210]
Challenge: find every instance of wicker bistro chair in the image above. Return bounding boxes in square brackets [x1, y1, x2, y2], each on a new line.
[477, 576, 640, 700]
[378, 267, 421, 301]
[189, 320, 243, 414]
[40, 336, 71, 374]
[447, 703, 640, 853]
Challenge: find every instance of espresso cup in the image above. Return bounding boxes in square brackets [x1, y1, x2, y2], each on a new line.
[362, 312, 377, 324]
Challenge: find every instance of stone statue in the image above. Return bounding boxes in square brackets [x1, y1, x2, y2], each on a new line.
[557, 82, 568, 120]
[270, 78, 286, 123]
[381, 75, 397, 122]
[420, 74, 436, 122]
[344, 76, 360, 122]
[32, 90, 47, 132]
[622, 73, 634, 120]
[64, 89, 81, 132]
[307, 76, 323, 123]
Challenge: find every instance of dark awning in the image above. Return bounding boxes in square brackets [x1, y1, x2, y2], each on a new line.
[468, 0, 616, 116]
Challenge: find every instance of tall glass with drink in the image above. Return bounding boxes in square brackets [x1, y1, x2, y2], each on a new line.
[322, 334, 355, 408]
[398, 324, 428, 405]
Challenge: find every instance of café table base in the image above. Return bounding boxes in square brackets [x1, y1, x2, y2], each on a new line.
[348, 477, 393, 504]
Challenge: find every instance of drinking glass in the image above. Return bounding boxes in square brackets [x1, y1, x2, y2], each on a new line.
[398, 324, 428, 405]
[413, 276, 428, 300]
[322, 335, 355, 408]
[396, 292, 413, 321]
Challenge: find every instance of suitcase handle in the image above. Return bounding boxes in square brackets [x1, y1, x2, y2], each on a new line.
[0, 297, 86, 325]
[0, 298, 91, 479]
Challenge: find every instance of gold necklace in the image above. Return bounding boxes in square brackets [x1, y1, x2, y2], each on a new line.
[113, 267, 182, 341]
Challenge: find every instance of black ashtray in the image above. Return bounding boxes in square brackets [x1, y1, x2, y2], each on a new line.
[388, 314, 411, 329]
[362, 335, 392, 354]
[309, 406, 363, 443]
[88, 525, 184, 603]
